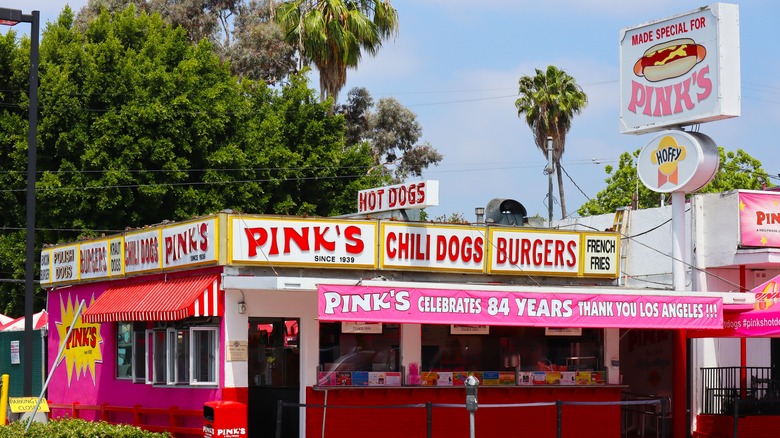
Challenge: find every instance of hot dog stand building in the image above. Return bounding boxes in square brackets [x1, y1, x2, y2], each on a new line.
[39, 192, 747, 438]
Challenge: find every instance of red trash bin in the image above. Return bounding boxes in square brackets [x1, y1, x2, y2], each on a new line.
[203, 401, 247, 438]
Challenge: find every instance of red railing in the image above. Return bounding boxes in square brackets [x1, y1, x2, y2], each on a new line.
[47, 402, 202, 437]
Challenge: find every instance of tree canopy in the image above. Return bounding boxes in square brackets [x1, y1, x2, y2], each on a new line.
[0, 6, 388, 315]
[277, 0, 399, 102]
[338, 87, 442, 183]
[515, 66, 587, 220]
[75, 0, 297, 84]
[577, 147, 772, 216]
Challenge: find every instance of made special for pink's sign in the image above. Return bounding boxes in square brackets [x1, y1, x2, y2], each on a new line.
[318, 285, 723, 330]
[739, 191, 780, 248]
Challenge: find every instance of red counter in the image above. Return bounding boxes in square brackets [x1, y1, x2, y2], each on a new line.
[305, 385, 625, 438]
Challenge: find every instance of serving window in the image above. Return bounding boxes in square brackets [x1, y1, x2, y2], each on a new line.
[316, 322, 606, 387]
[422, 324, 603, 373]
[318, 322, 401, 386]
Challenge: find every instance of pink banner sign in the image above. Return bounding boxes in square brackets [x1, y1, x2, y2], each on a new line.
[690, 275, 780, 338]
[318, 285, 724, 329]
[739, 191, 780, 247]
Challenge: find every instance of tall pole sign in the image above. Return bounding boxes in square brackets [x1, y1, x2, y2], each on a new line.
[0, 7, 40, 397]
[620, 4, 740, 438]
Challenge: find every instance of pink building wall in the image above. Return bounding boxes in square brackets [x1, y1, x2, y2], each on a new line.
[46, 279, 223, 412]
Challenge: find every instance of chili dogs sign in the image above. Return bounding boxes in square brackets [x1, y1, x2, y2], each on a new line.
[619, 3, 740, 134]
[318, 285, 724, 330]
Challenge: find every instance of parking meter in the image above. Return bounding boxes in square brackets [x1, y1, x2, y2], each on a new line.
[465, 375, 479, 412]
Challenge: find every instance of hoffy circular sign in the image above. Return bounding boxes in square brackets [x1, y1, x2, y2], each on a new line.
[637, 130, 719, 193]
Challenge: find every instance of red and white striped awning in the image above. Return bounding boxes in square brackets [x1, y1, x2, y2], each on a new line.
[82, 274, 222, 323]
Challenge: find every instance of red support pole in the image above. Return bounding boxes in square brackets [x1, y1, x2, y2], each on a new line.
[673, 329, 687, 438]
[740, 265, 747, 399]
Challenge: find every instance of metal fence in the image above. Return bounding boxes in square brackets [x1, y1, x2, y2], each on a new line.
[274, 395, 669, 438]
[700, 366, 780, 415]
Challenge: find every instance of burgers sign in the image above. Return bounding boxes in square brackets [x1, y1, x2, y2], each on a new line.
[619, 3, 740, 135]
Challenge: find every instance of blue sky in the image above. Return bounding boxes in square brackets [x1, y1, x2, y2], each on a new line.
[14, 1, 780, 221]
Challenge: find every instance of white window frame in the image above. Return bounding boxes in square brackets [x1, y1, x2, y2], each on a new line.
[132, 329, 145, 383]
[149, 329, 168, 384]
[142, 325, 218, 386]
[190, 327, 219, 386]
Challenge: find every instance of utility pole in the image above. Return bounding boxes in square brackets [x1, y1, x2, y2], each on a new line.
[546, 136, 553, 226]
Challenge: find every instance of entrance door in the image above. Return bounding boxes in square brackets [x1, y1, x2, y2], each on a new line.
[248, 317, 300, 438]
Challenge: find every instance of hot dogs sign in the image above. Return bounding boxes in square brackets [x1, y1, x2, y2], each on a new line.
[619, 3, 740, 134]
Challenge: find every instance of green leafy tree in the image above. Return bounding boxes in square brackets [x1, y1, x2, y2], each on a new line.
[0, 27, 42, 315]
[276, 0, 399, 102]
[74, 0, 297, 83]
[515, 65, 587, 219]
[338, 87, 442, 183]
[0, 6, 379, 316]
[578, 147, 771, 216]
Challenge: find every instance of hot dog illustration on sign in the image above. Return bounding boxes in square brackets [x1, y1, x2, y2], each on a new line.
[633, 38, 706, 82]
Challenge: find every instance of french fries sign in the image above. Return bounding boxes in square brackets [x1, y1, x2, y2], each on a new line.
[619, 3, 740, 134]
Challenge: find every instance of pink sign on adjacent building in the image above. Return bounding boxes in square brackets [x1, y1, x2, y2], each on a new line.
[739, 191, 780, 248]
[318, 285, 724, 330]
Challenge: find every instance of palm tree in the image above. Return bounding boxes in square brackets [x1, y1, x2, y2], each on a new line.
[515, 65, 587, 219]
[276, 0, 398, 103]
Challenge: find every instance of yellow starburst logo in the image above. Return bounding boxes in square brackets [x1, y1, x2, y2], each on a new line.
[57, 294, 103, 385]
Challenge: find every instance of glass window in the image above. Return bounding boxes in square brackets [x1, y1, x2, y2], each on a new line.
[318, 322, 400, 375]
[132, 322, 218, 386]
[167, 328, 190, 385]
[116, 322, 133, 379]
[421, 324, 603, 373]
[132, 328, 146, 382]
[152, 330, 167, 384]
[191, 327, 218, 385]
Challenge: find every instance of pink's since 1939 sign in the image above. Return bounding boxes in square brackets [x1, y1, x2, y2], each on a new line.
[318, 285, 724, 330]
[739, 191, 780, 248]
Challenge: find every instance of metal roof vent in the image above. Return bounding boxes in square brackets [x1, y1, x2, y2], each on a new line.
[485, 198, 527, 226]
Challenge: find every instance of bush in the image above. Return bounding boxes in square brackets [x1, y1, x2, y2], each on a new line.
[0, 418, 172, 437]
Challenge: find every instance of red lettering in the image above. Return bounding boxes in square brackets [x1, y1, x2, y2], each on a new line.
[462, 236, 472, 262]
[90, 326, 97, 348]
[398, 232, 410, 259]
[567, 241, 577, 267]
[244, 227, 268, 257]
[554, 240, 565, 266]
[541, 239, 552, 266]
[284, 226, 309, 254]
[496, 237, 507, 264]
[448, 236, 459, 262]
[520, 239, 531, 265]
[417, 183, 425, 204]
[386, 232, 397, 258]
[473, 237, 484, 264]
[315, 226, 336, 252]
[344, 226, 364, 254]
[435, 235, 447, 261]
